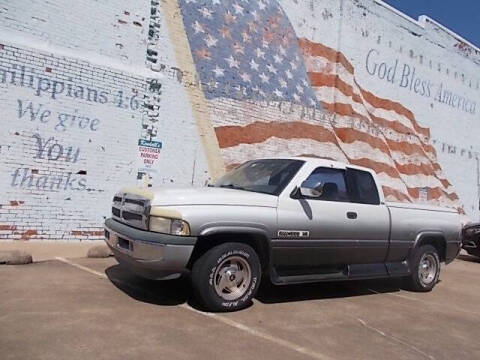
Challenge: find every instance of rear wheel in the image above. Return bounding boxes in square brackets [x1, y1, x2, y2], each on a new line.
[404, 245, 440, 292]
[191, 242, 261, 312]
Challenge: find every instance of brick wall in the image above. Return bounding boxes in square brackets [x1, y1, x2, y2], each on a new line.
[0, 0, 209, 240]
[0, 0, 479, 241]
[0, 0, 148, 66]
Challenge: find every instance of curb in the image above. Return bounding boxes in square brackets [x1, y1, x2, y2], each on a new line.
[0, 250, 33, 265]
[87, 244, 113, 258]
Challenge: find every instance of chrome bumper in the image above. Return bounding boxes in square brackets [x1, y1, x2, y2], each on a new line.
[104, 218, 197, 280]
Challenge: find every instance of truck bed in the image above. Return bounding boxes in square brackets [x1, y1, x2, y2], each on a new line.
[385, 201, 461, 264]
[386, 201, 458, 214]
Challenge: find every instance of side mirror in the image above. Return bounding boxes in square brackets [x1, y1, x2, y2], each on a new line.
[299, 180, 323, 198]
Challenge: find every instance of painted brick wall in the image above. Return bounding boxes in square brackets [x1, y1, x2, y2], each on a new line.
[0, 0, 479, 241]
[0, 0, 210, 240]
[0, 0, 148, 66]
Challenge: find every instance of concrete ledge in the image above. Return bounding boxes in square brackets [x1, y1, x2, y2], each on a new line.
[0, 250, 33, 265]
[87, 245, 113, 258]
[0, 241, 99, 261]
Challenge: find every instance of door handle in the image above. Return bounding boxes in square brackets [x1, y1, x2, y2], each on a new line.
[347, 211, 357, 219]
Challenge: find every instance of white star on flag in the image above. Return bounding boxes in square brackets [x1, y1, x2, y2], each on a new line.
[205, 34, 218, 47]
[232, 3, 244, 15]
[259, 73, 269, 83]
[193, 20, 205, 34]
[212, 65, 224, 77]
[255, 48, 265, 59]
[199, 7, 213, 19]
[266, 64, 277, 74]
[250, 59, 259, 71]
[225, 55, 239, 68]
[273, 89, 283, 98]
[240, 72, 251, 82]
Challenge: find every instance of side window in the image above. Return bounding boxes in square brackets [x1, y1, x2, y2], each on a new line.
[303, 167, 349, 202]
[346, 168, 380, 205]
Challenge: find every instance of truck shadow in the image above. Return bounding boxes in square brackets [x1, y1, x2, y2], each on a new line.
[105, 264, 191, 306]
[457, 254, 480, 263]
[255, 275, 403, 304]
[105, 264, 403, 310]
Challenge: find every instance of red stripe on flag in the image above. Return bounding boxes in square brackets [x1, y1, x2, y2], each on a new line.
[358, 87, 430, 138]
[215, 121, 339, 149]
[382, 186, 412, 202]
[298, 38, 355, 74]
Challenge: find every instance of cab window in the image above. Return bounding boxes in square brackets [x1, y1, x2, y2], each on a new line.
[302, 167, 349, 202]
[346, 168, 380, 205]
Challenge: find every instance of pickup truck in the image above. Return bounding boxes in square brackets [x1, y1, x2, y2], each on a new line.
[104, 157, 462, 311]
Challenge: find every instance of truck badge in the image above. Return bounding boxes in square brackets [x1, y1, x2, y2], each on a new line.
[277, 230, 310, 238]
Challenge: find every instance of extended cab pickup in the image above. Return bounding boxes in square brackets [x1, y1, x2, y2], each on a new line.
[104, 157, 462, 311]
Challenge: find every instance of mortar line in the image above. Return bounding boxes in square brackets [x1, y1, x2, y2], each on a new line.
[54, 257, 331, 360]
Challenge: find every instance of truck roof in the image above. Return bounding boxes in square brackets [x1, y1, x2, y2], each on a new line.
[256, 156, 377, 175]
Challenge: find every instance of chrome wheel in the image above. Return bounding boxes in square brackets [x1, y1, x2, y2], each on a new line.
[418, 253, 437, 286]
[213, 256, 252, 301]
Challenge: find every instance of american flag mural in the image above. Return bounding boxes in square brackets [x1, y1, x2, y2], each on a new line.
[179, 0, 461, 210]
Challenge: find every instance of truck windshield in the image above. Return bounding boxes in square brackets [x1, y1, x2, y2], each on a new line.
[214, 159, 304, 196]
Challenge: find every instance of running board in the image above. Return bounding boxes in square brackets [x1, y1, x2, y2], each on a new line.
[271, 268, 348, 285]
[270, 261, 409, 285]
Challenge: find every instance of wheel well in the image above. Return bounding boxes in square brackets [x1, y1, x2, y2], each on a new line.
[187, 232, 270, 270]
[416, 236, 447, 262]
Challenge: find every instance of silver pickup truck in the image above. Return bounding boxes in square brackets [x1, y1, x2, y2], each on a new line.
[104, 157, 462, 311]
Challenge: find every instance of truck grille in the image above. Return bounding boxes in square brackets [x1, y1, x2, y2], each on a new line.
[111, 192, 150, 230]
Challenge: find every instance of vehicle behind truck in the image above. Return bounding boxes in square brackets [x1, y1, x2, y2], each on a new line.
[104, 157, 462, 312]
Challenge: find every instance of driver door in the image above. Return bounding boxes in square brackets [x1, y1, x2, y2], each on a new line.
[273, 166, 389, 269]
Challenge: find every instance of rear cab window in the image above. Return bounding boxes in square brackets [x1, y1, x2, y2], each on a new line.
[345, 168, 380, 205]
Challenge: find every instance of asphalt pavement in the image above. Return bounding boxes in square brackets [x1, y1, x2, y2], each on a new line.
[1, 252, 480, 360]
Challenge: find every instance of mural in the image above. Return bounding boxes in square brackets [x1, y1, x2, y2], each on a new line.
[0, 50, 146, 239]
[0, 1, 209, 240]
[0, 0, 479, 240]
[176, 0, 461, 211]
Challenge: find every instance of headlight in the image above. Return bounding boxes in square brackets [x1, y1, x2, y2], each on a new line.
[149, 216, 190, 236]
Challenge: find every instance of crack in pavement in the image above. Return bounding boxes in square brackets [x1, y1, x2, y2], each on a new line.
[357, 318, 435, 360]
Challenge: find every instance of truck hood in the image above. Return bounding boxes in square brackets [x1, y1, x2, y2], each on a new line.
[120, 186, 278, 208]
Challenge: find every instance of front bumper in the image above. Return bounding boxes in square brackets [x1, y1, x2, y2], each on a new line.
[104, 218, 197, 280]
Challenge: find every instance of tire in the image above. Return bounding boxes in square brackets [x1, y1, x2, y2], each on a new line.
[404, 245, 441, 292]
[191, 242, 261, 312]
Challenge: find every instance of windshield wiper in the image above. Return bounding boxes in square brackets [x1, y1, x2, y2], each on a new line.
[218, 184, 247, 191]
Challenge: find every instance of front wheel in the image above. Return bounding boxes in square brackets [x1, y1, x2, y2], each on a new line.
[191, 242, 261, 312]
[404, 245, 441, 292]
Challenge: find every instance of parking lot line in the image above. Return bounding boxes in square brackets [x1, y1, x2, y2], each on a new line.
[55, 257, 331, 360]
[55, 257, 108, 279]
